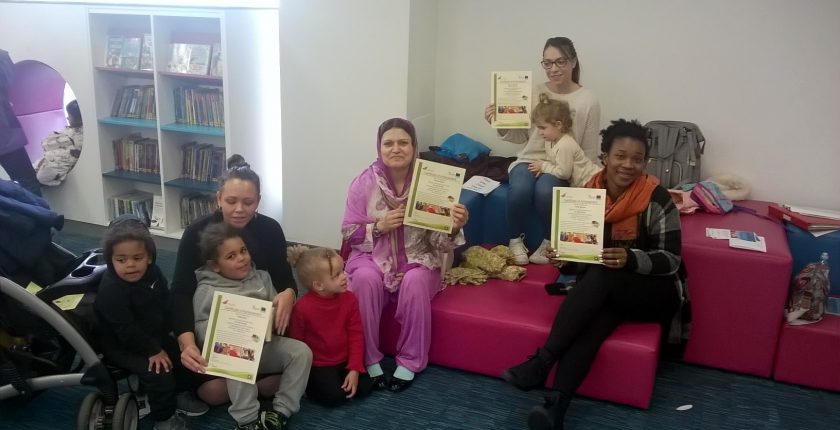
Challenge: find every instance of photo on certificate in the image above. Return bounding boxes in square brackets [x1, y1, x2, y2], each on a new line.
[491, 71, 532, 129]
[201, 291, 273, 384]
[404, 159, 466, 233]
[550, 187, 606, 264]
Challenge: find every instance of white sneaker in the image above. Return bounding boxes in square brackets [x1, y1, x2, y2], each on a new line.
[509, 237, 529, 265]
[529, 239, 552, 265]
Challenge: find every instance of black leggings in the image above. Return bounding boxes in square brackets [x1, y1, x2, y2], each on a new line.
[544, 265, 680, 396]
[306, 363, 373, 407]
[100, 335, 196, 421]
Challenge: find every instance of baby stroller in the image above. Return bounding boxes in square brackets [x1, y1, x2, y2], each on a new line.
[0, 179, 138, 429]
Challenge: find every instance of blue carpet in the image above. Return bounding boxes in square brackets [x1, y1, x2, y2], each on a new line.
[2, 223, 839, 429]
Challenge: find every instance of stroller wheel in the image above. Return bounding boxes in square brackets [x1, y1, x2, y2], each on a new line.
[76, 392, 106, 430]
[111, 393, 138, 430]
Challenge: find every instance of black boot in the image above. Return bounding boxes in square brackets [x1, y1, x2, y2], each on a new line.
[527, 393, 571, 430]
[501, 348, 555, 391]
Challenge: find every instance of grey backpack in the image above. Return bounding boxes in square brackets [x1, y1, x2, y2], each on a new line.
[644, 121, 706, 188]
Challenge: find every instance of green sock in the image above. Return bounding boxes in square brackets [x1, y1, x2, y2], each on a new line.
[367, 363, 383, 377]
[393, 365, 415, 381]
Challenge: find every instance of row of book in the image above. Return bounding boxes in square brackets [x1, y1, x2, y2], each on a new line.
[174, 87, 225, 128]
[104, 33, 153, 71]
[169, 43, 223, 77]
[181, 193, 218, 228]
[111, 85, 156, 120]
[181, 143, 226, 183]
[113, 133, 160, 175]
[107, 191, 155, 228]
[103, 35, 223, 77]
[768, 204, 840, 235]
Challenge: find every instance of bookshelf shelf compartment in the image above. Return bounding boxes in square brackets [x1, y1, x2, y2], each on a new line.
[165, 178, 218, 193]
[160, 122, 224, 136]
[103, 170, 161, 185]
[158, 70, 223, 84]
[95, 66, 154, 79]
[99, 117, 158, 129]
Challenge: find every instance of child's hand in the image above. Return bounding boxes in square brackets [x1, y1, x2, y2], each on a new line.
[545, 247, 567, 268]
[148, 350, 172, 374]
[273, 289, 296, 335]
[528, 161, 543, 175]
[342, 370, 359, 398]
[451, 203, 469, 231]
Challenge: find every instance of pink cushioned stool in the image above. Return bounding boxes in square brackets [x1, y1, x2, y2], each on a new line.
[380, 263, 663, 408]
[681, 200, 792, 377]
[773, 315, 840, 392]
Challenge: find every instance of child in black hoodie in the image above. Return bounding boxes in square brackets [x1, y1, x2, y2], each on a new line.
[94, 215, 207, 430]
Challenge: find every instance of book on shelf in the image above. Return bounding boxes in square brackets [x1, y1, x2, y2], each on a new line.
[180, 193, 218, 228]
[110, 85, 156, 120]
[209, 42, 223, 77]
[768, 204, 840, 232]
[180, 142, 226, 183]
[112, 133, 160, 174]
[105, 35, 124, 68]
[107, 191, 154, 226]
[173, 86, 224, 128]
[150, 194, 165, 230]
[139, 33, 153, 71]
[120, 35, 143, 70]
[168, 43, 213, 75]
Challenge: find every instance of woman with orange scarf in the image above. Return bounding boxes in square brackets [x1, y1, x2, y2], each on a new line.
[501, 119, 685, 430]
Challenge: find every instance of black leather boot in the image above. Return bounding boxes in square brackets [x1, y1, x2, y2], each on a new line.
[500, 347, 555, 391]
[527, 393, 571, 430]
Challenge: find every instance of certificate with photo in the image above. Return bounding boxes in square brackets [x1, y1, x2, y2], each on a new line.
[404, 159, 466, 234]
[201, 291, 273, 384]
[491, 71, 532, 129]
[550, 187, 606, 264]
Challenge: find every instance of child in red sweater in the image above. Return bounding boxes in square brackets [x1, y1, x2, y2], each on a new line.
[289, 247, 373, 406]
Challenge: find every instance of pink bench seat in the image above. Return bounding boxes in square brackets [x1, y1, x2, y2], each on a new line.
[379, 264, 663, 409]
[772, 315, 840, 392]
[681, 200, 792, 377]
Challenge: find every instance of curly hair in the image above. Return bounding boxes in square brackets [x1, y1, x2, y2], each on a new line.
[531, 93, 573, 133]
[102, 215, 156, 267]
[599, 119, 650, 158]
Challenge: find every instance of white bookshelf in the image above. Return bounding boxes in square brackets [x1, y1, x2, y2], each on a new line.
[85, 6, 279, 238]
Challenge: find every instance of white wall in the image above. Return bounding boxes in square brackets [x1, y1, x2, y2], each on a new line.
[0, 2, 108, 224]
[433, 0, 840, 209]
[407, 0, 438, 152]
[279, 0, 412, 247]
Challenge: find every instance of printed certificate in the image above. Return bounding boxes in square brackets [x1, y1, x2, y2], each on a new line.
[201, 291, 273, 384]
[550, 187, 606, 264]
[491, 71, 532, 129]
[404, 159, 466, 233]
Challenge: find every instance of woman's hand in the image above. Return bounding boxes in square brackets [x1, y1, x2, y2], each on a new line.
[484, 104, 496, 124]
[527, 161, 543, 176]
[148, 350, 172, 374]
[273, 288, 296, 335]
[451, 203, 469, 231]
[342, 370, 359, 398]
[601, 247, 628, 269]
[545, 247, 566, 268]
[178, 332, 207, 374]
[377, 205, 405, 234]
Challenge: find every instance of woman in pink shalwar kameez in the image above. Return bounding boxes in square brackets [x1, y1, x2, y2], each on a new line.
[341, 118, 468, 392]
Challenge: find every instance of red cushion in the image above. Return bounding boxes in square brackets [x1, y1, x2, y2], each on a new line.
[681, 200, 792, 377]
[773, 315, 840, 392]
[380, 263, 662, 408]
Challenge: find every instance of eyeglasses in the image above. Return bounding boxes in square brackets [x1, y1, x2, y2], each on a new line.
[540, 58, 571, 69]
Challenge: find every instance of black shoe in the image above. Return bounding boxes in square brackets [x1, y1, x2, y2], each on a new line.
[527, 394, 570, 430]
[501, 348, 555, 391]
[371, 374, 389, 390]
[387, 376, 413, 392]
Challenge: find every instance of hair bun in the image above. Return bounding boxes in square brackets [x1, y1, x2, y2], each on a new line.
[227, 154, 249, 169]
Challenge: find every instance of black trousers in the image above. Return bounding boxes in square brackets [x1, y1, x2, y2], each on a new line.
[306, 363, 373, 407]
[100, 335, 195, 421]
[0, 147, 40, 196]
[544, 265, 680, 396]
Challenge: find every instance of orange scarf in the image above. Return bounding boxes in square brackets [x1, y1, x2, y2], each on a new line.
[584, 170, 659, 241]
